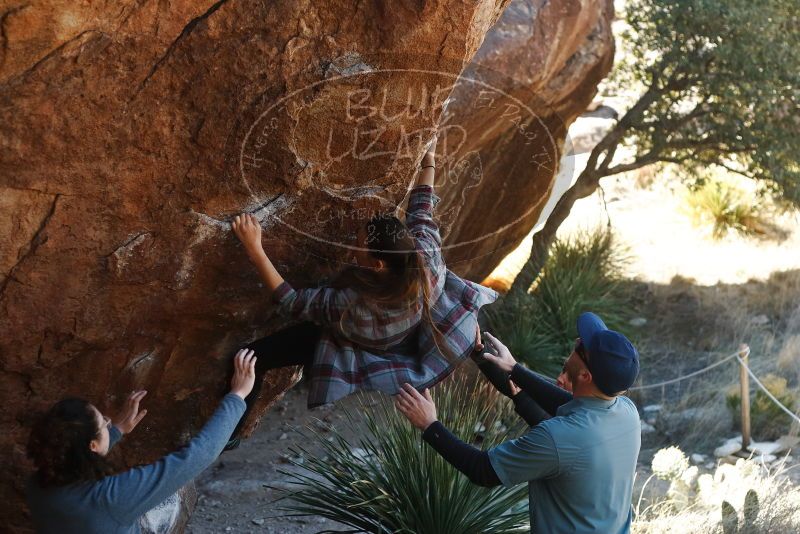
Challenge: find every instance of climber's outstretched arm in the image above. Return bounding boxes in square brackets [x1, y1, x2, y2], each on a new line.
[232, 213, 285, 294]
[415, 134, 437, 188]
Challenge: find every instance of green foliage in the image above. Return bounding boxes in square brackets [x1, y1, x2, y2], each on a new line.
[483, 291, 564, 375]
[743, 489, 759, 531]
[276, 376, 529, 534]
[608, 0, 800, 203]
[726, 374, 798, 440]
[719, 490, 760, 534]
[487, 228, 633, 374]
[721, 500, 738, 534]
[685, 179, 770, 238]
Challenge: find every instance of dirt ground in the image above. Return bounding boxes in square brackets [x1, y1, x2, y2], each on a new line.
[187, 386, 364, 533]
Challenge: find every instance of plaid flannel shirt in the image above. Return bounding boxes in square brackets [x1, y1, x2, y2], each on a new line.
[272, 184, 499, 407]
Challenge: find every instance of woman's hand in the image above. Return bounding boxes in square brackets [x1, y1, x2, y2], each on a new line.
[481, 331, 518, 373]
[395, 383, 438, 430]
[422, 134, 437, 166]
[232, 214, 285, 292]
[230, 349, 257, 400]
[232, 214, 264, 257]
[113, 390, 148, 435]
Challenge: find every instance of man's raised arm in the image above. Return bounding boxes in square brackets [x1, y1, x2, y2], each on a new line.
[481, 332, 572, 416]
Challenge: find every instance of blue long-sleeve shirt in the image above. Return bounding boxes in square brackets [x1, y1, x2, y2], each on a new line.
[27, 393, 245, 533]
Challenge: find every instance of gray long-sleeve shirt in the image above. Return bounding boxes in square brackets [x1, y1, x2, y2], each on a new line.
[27, 393, 245, 533]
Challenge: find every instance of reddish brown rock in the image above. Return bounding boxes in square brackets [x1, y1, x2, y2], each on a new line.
[438, 0, 616, 279]
[0, 0, 509, 530]
[0, 0, 613, 530]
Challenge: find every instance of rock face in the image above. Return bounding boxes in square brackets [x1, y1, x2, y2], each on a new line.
[0, 0, 613, 530]
[438, 0, 615, 279]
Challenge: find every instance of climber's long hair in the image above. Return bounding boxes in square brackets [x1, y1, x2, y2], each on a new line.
[27, 398, 116, 488]
[332, 213, 452, 359]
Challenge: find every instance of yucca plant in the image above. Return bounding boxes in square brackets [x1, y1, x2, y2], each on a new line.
[487, 227, 633, 374]
[275, 376, 529, 533]
[483, 291, 564, 375]
[685, 180, 771, 239]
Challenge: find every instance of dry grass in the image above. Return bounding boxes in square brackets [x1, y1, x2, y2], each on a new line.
[633, 450, 800, 533]
[629, 269, 800, 450]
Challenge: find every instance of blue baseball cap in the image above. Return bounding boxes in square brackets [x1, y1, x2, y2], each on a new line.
[576, 312, 639, 396]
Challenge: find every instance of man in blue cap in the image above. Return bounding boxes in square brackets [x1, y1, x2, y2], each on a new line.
[396, 312, 641, 534]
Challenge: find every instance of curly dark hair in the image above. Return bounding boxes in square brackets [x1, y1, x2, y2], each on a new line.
[27, 398, 116, 487]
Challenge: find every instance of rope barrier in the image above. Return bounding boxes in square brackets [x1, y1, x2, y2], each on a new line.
[628, 347, 747, 391]
[736, 354, 800, 426]
[534, 345, 800, 427]
[623, 343, 800, 427]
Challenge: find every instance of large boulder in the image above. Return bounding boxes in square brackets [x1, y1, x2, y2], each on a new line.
[0, 0, 613, 530]
[438, 0, 615, 279]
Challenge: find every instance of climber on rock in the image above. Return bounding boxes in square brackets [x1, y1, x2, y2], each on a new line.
[225, 134, 498, 449]
[26, 349, 257, 534]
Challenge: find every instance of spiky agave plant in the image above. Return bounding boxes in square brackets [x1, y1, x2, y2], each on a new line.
[487, 227, 633, 375]
[276, 375, 529, 533]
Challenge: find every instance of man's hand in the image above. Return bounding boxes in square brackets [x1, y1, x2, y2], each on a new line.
[113, 390, 148, 434]
[481, 331, 517, 373]
[509, 380, 521, 396]
[395, 383, 437, 430]
[232, 214, 264, 257]
[230, 349, 257, 400]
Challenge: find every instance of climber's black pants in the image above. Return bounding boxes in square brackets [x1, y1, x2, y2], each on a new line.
[231, 321, 321, 437]
[246, 321, 320, 370]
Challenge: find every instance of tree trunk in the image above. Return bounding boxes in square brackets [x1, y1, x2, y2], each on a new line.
[504, 82, 661, 298]
[506, 167, 602, 298]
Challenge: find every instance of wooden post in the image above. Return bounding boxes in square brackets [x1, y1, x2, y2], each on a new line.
[739, 344, 751, 452]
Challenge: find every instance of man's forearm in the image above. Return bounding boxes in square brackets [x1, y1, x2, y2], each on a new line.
[475, 358, 552, 426]
[476, 359, 514, 397]
[510, 364, 572, 416]
[422, 421, 501, 487]
[512, 393, 551, 427]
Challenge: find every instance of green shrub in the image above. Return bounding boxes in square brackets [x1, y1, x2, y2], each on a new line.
[482, 291, 564, 375]
[685, 180, 771, 239]
[276, 376, 529, 533]
[726, 374, 798, 440]
[486, 228, 633, 374]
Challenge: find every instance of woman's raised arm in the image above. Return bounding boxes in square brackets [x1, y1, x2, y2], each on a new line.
[416, 134, 437, 188]
[99, 350, 256, 525]
[232, 213, 285, 294]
